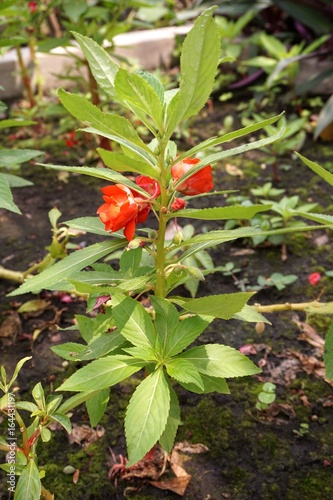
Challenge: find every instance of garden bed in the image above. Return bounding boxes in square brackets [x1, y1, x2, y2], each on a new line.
[1, 98, 333, 499]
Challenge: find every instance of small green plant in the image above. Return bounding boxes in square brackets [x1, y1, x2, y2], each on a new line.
[293, 423, 309, 438]
[252, 273, 298, 292]
[256, 382, 276, 411]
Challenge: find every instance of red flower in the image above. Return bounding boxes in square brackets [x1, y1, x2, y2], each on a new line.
[136, 175, 160, 199]
[171, 158, 213, 196]
[307, 272, 321, 286]
[28, 1, 37, 13]
[65, 131, 78, 148]
[171, 198, 186, 211]
[97, 185, 139, 241]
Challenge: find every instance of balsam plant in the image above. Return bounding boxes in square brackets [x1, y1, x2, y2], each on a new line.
[2, 8, 328, 494]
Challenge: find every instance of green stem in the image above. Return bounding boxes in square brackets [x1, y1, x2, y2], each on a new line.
[15, 411, 30, 457]
[15, 46, 36, 108]
[155, 141, 169, 298]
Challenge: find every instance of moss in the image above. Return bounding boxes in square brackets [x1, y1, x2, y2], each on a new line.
[287, 469, 333, 499]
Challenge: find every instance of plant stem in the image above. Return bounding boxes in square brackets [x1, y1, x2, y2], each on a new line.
[15, 411, 30, 457]
[0, 266, 26, 283]
[155, 141, 168, 298]
[253, 299, 328, 314]
[15, 46, 36, 108]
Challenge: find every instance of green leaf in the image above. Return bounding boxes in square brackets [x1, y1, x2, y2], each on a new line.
[115, 69, 164, 129]
[296, 153, 333, 187]
[183, 117, 287, 171]
[15, 401, 39, 413]
[15, 459, 41, 500]
[8, 240, 126, 296]
[50, 413, 72, 434]
[57, 355, 144, 392]
[0, 174, 21, 214]
[39, 163, 149, 198]
[0, 149, 42, 167]
[150, 296, 179, 353]
[72, 32, 119, 98]
[64, 216, 111, 236]
[290, 210, 333, 226]
[163, 314, 212, 358]
[0, 119, 36, 129]
[178, 344, 261, 378]
[8, 357, 32, 389]
[166, 7, 220, 137]
[125, 368, 170, 466]
[112, 295, 156, 347]
[32, 383, 45, 410]
[181, 292, 254, 319]
[233, 305, 271, 324]
[50, 342, 87, 361]
[159, 383, 181, 453]
[86, 388, 110, 427]
[166, 358, 204, 391]
[179, 373, 230, 394]
[324, 324, 333, 381]
[97, 149, 160, 180]
[1, 173, 32, 188]
[58, 89, 155, 164]
[167, 205, 270, 221]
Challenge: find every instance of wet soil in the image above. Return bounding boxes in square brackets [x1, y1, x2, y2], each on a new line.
[1, 103, 333, 500]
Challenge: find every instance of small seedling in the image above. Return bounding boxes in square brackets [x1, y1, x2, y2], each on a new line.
[256, 382, 277, 411]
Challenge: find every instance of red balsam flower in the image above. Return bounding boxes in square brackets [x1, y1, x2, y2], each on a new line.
[28, 1, 37, 14]
[97, 184, 139, 241]
[307, 272, 321, 286]
[97, 176, 160, 241]
[171, 158, 213, 196]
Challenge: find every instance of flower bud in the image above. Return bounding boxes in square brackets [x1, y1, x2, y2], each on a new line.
[255, 322, 265, 335]
[172, 232, 183, 245]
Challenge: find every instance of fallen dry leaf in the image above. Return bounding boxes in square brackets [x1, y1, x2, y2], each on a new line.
[292, 315, 324, 350]
[73, 469, 80, 484]
[69, 424, 105, 448]
[0, 312, 21, 345]
[150, 475, 191, 496]
[225, 163, 244, 178]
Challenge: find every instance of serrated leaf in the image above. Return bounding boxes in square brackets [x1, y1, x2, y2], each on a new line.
[50, 413, 72, 434]
[57, 355, 144, 392]
[164, 315, 212, 358]
[167, 205, 270, 221]
[179, 373, 230, 394]
[166, 358, 204, 390]
[115, 69, 164, 129]
[234, 305, 271, 324]
[0, 174, 21, 214]
[181, 292, 254, 319]
[64, 216, 111, 236]
[150, 296, 180, 353]
[1, 173, 32, 188]
[97, 149, 160, 180]
[159, 384, 180, 453]
[39, 163, 149, 198]
[112, 295, 156, 347]
[86, 388, 110, 427]
[8, 240, 126, 296]
[296, 153, 333, 187]
[290, 210, 333, 226]
[178, 344, 261, 378]
[176, 113, 284, 163]
[324, 324, 333, 381]
[0, 149, 42, 167]
[166, 7, 220, 136]
[8, 357, 32, 389]
[125, 368, 170, 466]
[58, 89, 155, 164]
[15, 459, 41, 500]
[51, 342, 87, 361]
[72, 31, 119, 97]
[15, 401, 39, 413]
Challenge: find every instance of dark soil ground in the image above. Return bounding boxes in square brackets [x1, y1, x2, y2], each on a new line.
[1, 101, 333, 500]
